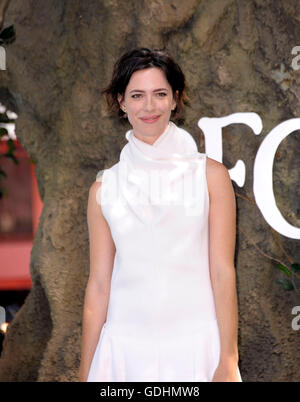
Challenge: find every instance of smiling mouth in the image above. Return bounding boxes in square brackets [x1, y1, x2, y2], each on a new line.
[140, 115, 161, 123]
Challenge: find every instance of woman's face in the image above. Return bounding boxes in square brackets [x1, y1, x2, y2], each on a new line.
[118, 67, 177, 145]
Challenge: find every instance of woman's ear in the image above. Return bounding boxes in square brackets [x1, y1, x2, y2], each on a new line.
[172, 90, 178, 110]
[118, 93, 124, 109]
[118, 93, 127, 117]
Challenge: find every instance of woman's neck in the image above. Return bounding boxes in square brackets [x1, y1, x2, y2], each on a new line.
[132, 122, 170, 146]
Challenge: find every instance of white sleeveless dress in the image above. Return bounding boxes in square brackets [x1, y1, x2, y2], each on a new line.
[87, 121, 242, 382]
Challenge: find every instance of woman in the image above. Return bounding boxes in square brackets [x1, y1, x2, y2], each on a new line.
[79, 48, 242, 382]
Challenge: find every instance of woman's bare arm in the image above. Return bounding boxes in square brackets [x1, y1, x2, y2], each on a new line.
[78, 179, 116, 382]
[206, 157, 240, 379]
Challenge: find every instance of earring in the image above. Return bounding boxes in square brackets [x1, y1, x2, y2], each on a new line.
[122, 106, 127, 118]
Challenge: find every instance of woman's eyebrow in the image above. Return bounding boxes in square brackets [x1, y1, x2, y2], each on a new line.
[129, 88, 169, 93]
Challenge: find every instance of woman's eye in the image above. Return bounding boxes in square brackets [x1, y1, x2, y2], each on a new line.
[131, 93, 167, 99]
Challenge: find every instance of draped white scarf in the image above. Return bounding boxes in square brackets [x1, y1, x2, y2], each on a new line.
[101, 121, 207, 225]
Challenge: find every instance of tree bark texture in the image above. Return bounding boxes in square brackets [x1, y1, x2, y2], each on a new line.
[0, 0, 299, 381]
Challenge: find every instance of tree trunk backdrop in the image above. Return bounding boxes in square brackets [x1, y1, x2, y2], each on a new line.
[0, 0, 299, 381]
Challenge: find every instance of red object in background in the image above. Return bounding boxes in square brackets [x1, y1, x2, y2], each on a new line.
[0, 139, 43, 290]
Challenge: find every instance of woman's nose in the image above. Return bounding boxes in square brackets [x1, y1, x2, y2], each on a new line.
[144, 95, 155, 111]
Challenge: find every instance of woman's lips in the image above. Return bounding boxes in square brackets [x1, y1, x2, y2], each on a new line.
[140, 115, 160, 123]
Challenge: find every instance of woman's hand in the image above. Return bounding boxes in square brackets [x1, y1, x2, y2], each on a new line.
[211, 359, 241, 382]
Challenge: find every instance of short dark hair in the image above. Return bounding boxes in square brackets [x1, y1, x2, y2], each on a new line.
[101, 47, 189, 122]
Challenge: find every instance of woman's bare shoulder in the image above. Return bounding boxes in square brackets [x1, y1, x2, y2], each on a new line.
[206, 156, 229, 175]
[205, 156, 232, 196]
[89, 179, 102, 192]
[88, 179, 103, 210]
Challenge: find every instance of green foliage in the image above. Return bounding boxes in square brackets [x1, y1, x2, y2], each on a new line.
[291, 263, 300, 274]
[275, 263, 291, 277]
[0, 23, 18, 199]
[0, 25, 16, 45]
[0, 117, 19, 198]
[0, 132, 19, 198]
[275, 262, 300, 294]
